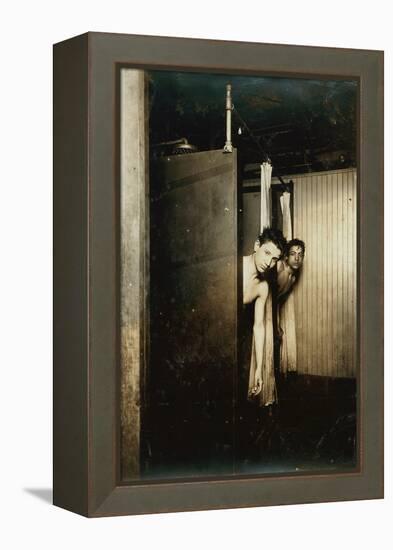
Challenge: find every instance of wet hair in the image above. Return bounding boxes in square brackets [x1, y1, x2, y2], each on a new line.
[257, 227, 286, 255]
[285, 238, 305, 256]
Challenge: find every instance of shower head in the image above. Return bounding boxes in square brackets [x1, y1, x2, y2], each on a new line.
[152, 137, 198, 156]
[173, 139, 198, 154]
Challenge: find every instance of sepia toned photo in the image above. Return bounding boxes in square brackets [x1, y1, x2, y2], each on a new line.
[119, 68, 358, 482]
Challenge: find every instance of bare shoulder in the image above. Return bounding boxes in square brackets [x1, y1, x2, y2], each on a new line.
[277, 260, 285, 274]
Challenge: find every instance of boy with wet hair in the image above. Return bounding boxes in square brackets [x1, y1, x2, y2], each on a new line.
[243, 227, 286, 399]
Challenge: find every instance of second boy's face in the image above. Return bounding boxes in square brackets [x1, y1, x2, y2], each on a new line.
[286, 245, 304, 271]
[254, 241, 281, 273]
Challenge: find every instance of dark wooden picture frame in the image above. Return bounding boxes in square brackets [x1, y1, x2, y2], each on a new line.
[53, 32, 383, 517]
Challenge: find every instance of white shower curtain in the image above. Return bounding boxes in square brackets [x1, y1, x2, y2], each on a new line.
[260, 162, 272, 231]
[280, 191, 292, 240]
[279, 191, 297, 374]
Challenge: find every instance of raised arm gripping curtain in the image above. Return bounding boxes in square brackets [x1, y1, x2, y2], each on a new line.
[247, 161, 276, 406]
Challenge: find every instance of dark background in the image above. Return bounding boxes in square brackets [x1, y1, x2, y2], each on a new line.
[149, 71, 357, 178]
[143, 70, 357, 479]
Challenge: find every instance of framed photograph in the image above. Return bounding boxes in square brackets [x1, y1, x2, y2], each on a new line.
[53, 32, 383, 517]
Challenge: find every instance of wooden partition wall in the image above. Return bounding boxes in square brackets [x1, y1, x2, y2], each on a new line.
[293, 169, 357, 378]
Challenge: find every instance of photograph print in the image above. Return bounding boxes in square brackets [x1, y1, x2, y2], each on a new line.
[119, 67, 358, 482]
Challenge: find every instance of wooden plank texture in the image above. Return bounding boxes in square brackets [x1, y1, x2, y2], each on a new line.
[120, 69, 148, 480]
[293, 169, 357, 377]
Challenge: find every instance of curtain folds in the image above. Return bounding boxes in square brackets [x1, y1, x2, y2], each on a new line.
[279, 191, 297, 375]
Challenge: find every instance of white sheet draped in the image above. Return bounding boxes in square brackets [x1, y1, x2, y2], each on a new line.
[260, 162, 272, 231]
[280, 191, 292, 240]
[279, 191, 297, 375]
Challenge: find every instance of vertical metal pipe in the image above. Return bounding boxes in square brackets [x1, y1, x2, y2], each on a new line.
[224, 84, 233, 153]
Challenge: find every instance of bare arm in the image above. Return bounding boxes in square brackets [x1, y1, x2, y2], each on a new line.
[251, 283, 268, 396]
